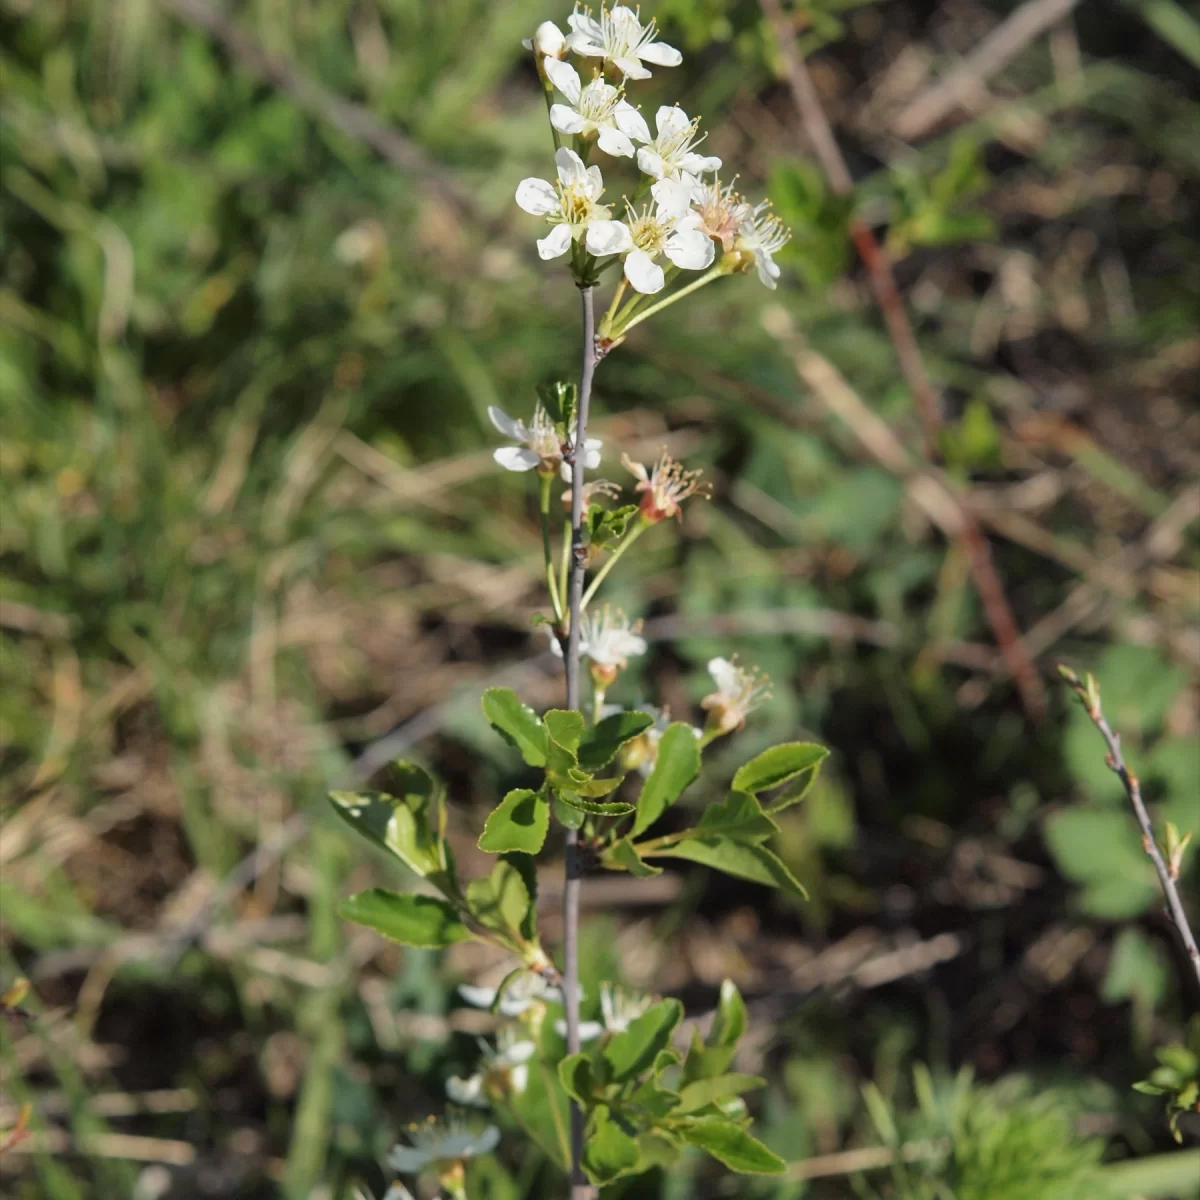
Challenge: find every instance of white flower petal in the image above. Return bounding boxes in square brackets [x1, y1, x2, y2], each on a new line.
[665, 228, 715, 271]
[583, 446, 602, 470]
[756, 255, 781, 290]
[569, 35, 605, 55]
[651, 178, 692, 220]
[636, 148, 667, 180]
[533, 21, 566, 56]
[459, 984, 498, 1009]
[550, 105, 588, 135]
[624, 248, 664, 294]
[567, 11, 603, 40]
[510, 1064, 529, 1094]
[614, 102, 651, 144]
[487, 406, 524, 439]
[708, 657, 741, 695]
[586, 220, 633, 257]
[494, 447, 542, 471]
[639, 40, 682, 67]
[555, 146, 588, 186]
[388, 1146, 433, 1173]
[544, 57, 581, 103]
[446, 1074, 487, 1107]
[536, 222, 573, 260]
[585, 164, 604, 199]
[656, 106, 691, 136]
[596, 125, 635, 159]
[515, 176, 558, 216]
[613, 55, 651, 79]
[682, 152, 722, 176]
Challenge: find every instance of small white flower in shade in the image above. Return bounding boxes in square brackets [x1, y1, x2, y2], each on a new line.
[522, 20, 567, 57]
[559, 471, 622, 509]
[548, 605, 647, 684]
[459, 970, 563, 1018]
[619, 178, 715, 294]
[387, 1115, 501, 1175]
[554, 982, 652, 1041]
[701, 656, 771, 734]
[621, 449, 710, 523]
[446, 1031, 536, 1108]
[515, 147, 633, 261]
[488, 403, 601, 474]
[600, 702, 701, 775]
[636, 106, 721, 184]
[566, 4, 682, 80]
[544, 59, 650, 159]
[691, 176, 750, 253]
[733, 200, 791, 290]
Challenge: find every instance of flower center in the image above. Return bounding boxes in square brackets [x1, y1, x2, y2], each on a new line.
[602, 7, 656, 59]
[577, 79, 622, 125]
[557, 180, 600, 227]
[657, 119, 704, 170]
[528, 407, 561, 459]
[627, 205, 671, 256]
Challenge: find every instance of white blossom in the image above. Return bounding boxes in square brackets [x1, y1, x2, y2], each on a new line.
[566, 4, 682, 80]
[619, 178, 714, 294]
[446, 1031, 536, 1108]
[388, 1115, 500, 1175]
[523, 20, 567, 57]
[544, 59, 650, 159]
[459, 970, 563, 1018]
[691, 176, 750, 253]
[701, 656, 770, 734]
[555, 982, 653, 1041]
[550, 606, 647, 676]
[515, 147, 633, 261]
[734, 200, 791, 290]
[636, 105, 721, 185]
[488, 403, 601, 473]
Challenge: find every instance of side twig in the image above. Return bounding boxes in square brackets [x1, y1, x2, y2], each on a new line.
[760, 0, 1047, 721]
[563, 284, 597, 1199]
[1060, 667, 1200, 990]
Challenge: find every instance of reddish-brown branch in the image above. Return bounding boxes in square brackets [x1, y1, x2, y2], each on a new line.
[760, 0, 1047, 720]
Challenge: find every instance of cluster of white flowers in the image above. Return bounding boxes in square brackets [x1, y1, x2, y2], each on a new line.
[516, 5, 790, 294]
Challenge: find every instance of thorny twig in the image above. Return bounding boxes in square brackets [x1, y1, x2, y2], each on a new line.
[1060, 666, 1200, 991]
[759, 0, 1047, 721]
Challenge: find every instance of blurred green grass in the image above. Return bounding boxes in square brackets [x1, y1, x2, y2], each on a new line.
[2, 0, 1199, 1196]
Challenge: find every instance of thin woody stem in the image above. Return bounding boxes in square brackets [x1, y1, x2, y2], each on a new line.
[1064, 671, 1200, 991]
[563, 284, 598, 1200]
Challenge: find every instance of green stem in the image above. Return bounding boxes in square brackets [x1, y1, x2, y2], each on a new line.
[558, 521, 571, 632]
[580, 519, 648, 611]
[593, 686, 606, 726]
[613, 264, 729, 337]
[540, 472, 565, 621]
[542, 83, 561, 152]
[598, 277, 629, 338]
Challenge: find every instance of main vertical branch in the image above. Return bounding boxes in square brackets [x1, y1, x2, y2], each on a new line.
[563, 284, 597, 1198]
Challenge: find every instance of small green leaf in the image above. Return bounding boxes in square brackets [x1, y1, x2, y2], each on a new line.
[676, 1118, 785, 1174]
[604, 999, 683, 1082]
[710, 979, 747, 1050]
[466, 860, 533, 943]
[559, 1053, 594, 1107]
[632, 724, 701, 837]
[676, 1074, 765, 1114]
[629, 1076, 682, 1118]
[478, 788, 550, 855]
[585, 503, 639, 550]
[328, 785, 445, 879]
[555, 792, 635, 816]
[578, 711, 654, 771]
[553, 794, 585, 829]
[583, 1106, 640, 1185]
[337, 889, 470, 948]
[536, 379, 576, 426]
[607, 839, 662, 877]
[482, 688, 547, 766]
[544, 709, 585, 753]
[732, 742, 828, 802]
[652, 840, 807, 898]
[551, 774, 624, 800]
[691, 791, 779, 844]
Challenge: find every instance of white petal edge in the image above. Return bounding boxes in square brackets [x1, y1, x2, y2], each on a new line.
[596, 125, 635, 159]
[388, 1147, 433, 1173]
[707, 657, 741, 695]
[624, 248, 665, 294]
[615, 102, 651, 144]
[656, 105, 691, 135]
[586, 220, 633, 257]
[555, 146, 588, 186]
[543, 57, 582, 103]
[458, 984, 498, 1008]
[639, 40, 682, 67]
[515, 177, 558, 216]
[494, 447, 541, 471]
[487, 405, 523, 438]
[651, 177, 692, 220]
[665, 229, 715, 271]
[613, 55, 651, 79]
[537, 222, 573, 260]
[550, 105, 588, 135]
[636, 148, 667, 179]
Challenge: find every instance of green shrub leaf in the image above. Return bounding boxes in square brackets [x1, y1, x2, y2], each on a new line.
[583, 1105, 641, 1185]
[482, 688, 547, 766]
[603, 999, 683, 1082]
[478, 788, 550, 855]
[632, 724, 701, 837]
[676, 1117, 785, 1174]
[691, 790, 779, 844]
[607, 839, 662, 877]
[676, 1074, 765, 1114]
[578, 710, 654, 771]
[336, 889, 470, 948]
[465, 859, 534, 944]
[653, 839, 807, 898]
[328, 782, 445, 879]
[732, 742, 828, 804]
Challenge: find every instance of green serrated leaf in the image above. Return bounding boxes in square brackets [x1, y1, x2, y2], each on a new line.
[578, 711, 654, 771]
[536, 379, 577, 426]
[553, 793, 586, 829]
[652, 839, 807, 898]
[606, 838, 662, 877]
[675, 1074, 765, 1114]
[583, 1105, 641, 1185]
[604, 999, 683, 1082]
[732, 742, 828, 800]
[555, 791, 635, 815]
[559, 1052, 594, 1107]
[328, 786, 445, 879]
[482, 688, 548, 766]
[478, 788, 550, 855]
[632, 724, 701, 838]
[336, 889, 470, 948]
[466, 860, 533, 944]
[544, 709, 585, 753]
[691, 790, 779, 844]
[675, 1118, 785, 1174]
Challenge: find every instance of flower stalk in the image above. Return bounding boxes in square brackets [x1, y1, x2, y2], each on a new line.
[539, 471, 565, 621]
[614, 259, 730, 336]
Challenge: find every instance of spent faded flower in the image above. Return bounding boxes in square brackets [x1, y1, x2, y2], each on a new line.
[637, 105, 721, 185]
[567, 4, 682, 80]
[734, 199, 791, 290]
[388, 1115, 500, 1175]
[701, 656, 771, 734]
[489, 403, 601, 474]
[459, 970, 563, 1018]
[622, 449, 709, 522]
[692, 176, 750, 253]
[551, 605, 647, 684]
[544, 59, 650, 159]
[516, 147, 632, 261]
[619, 178, 715, 294]
[446, 1030, 536, 1108]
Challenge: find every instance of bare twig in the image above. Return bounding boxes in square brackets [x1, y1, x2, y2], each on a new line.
[759, 0, 1047, 720]
[892, 0, 1084, 140]
[157, 0, 469, 214]
[1059, 667, 1200, 990]
[563, 284, 597, 1200]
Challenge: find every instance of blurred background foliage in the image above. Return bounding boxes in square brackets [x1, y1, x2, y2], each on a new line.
[1, 0, 1199, 1196]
